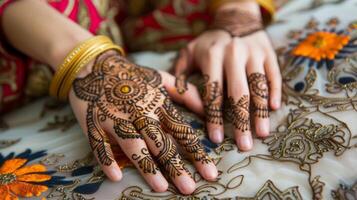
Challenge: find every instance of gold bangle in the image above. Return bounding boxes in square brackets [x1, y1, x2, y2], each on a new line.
[50, 35, 125, 101]
[50, 36, 111, 98]
[50, 36, 111, 97]
[57, 41, 112, 98]
[58, 43, 123, 101]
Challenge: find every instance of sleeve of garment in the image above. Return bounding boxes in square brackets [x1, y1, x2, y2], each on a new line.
[0, 0, 124, 113]
[208, 0, 275, 24]
[0, 0, 23, 55]
[0, 0, 15, 16]
[0, 0, 29, 113]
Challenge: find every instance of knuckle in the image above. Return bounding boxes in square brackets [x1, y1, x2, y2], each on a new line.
[228, 39, 243, 51]
[207, 44, 221, 56]
[251, 46, 265, 57]
[226, 41, 246, 58]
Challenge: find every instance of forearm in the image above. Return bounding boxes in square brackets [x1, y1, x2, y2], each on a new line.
[1, 0, 93, 70]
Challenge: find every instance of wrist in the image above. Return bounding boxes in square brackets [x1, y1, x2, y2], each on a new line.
[47, 31, 93, 71]
[212, 1, 263, 37]
[216, 1, 261, 16]
[49, 36, 124, 101]
[76, 50, 121, 78]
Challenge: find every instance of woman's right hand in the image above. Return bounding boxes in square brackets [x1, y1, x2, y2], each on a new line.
[173, 1, 281, 151]
[68, 51, 218, 194]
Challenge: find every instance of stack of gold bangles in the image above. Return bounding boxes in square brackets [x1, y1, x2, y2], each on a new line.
[49, 35, 125, 101]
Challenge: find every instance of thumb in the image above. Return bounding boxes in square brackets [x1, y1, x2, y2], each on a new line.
[172, 45, 195, 95]
[160, 71, 204, 117]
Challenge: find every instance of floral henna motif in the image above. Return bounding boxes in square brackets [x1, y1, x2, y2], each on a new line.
[114, 118, 142, 139]
[212, 8, 263, 37]
[228, 95, 250, 132]
[157, 138, 189, 178]
[134, 116, 190, 178]
[73, 53, 205, 179]
[134, 117, 164, 148]
[156, 99, 212, 164]
[131, 148, 159, 174]
[202, 77, 223, 125]
[85, 103, 115, 166]
[248, 73, 269, 118]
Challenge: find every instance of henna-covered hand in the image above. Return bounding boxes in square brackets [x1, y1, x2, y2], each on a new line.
[69, 52, 217, 194]
[173, 1, 282, 150]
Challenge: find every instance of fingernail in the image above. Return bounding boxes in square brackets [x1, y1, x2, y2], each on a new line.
[239, 134, 252, 151]
[151, 176, 168, 192]
[176, 175, 196, 195]
[273, 99, 281, 108]
[110, 169, 122, 181]
[211, 129, 223, 143]
[257, 124, 270, 137]
[202, 163, 218, 181]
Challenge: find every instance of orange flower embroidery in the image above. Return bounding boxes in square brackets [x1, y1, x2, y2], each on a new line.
[0, 158, 51, 200]
[292, 31, 350, 61]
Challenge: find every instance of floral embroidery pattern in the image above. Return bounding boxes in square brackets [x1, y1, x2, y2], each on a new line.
[223, 17, 357, 200]
[119, 174, 245, 199]
[275, 17, 357, 199]
[332, 181, 357, 200]
[1, 12, 356, 200]
[264, 110, 351, 167]
[0, 150, 71, 200]
[291, 31, 350, 65]
[239, 180, 303, 200]
[118, 173, 304, 199]
[288, 18, 357, 70]
[0, 139, 20, 150]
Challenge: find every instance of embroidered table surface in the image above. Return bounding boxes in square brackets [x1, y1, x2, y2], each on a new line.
[1, 1, 357, 199]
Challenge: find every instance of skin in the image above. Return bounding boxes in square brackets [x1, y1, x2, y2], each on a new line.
[174, 1, 282, 151]
[2, 0, 217, 194]
[1, 0, 282, 194]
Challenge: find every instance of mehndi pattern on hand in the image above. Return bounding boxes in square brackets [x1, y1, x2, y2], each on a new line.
[73, 53, 211, 180]
[228, 95, 250, 132]
[248, 73, 269, 118]
[201, 76, 224, 125]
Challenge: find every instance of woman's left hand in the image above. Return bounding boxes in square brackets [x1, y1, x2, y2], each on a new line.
[173, 1, 282, 151]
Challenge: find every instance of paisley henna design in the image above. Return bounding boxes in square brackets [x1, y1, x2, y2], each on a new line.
[175, 74, 188, 95]
[212, 7, 263, 37]
[114, 118, 142, 139]
[248, 73, 269, 118]
[228, 95, 251, 131]
[133, 116, 189, 178]
[133, 116, 164, 149]
[201, 76, 223, 125]
[157, 139, 187, 178]
[132, 148, 159, 174]
[73, 53, 201, 179]
[156, 99, 212, 164]
[85, 102, 115, 166]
